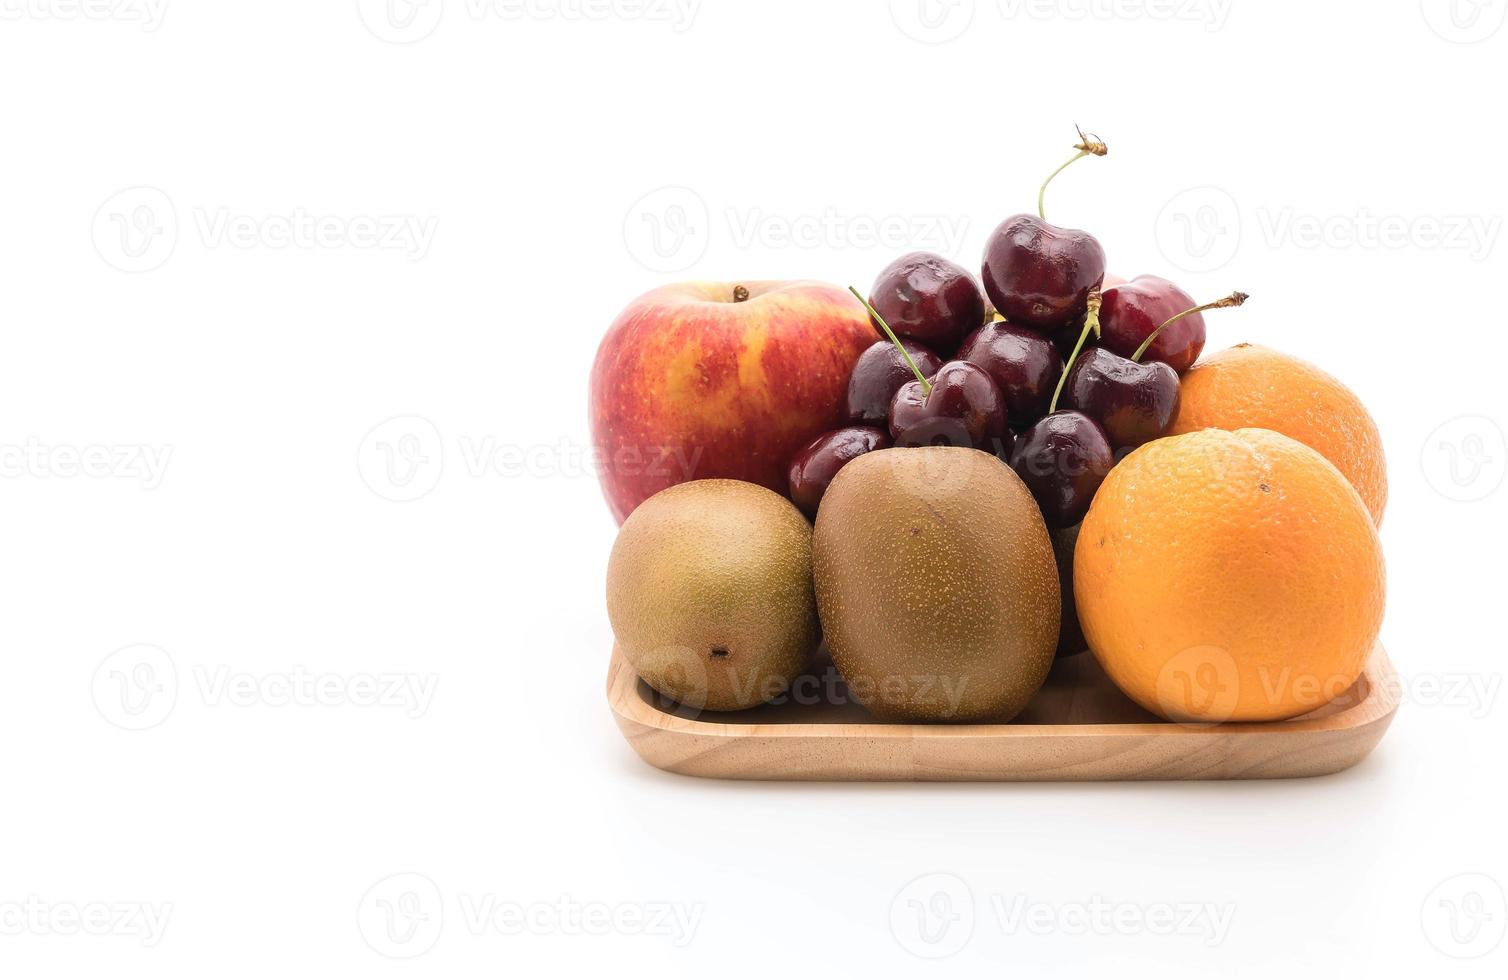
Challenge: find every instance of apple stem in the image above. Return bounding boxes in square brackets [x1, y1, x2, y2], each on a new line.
[849, 286, 931, 397]
[1048, 289, 1101, 414]
[1037, 126, 1108, 222]
[732, 284, 750, 302]
[1130, 291, 1249, 363]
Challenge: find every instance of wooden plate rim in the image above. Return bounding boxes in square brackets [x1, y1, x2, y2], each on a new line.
[606, 643, 1400, 741]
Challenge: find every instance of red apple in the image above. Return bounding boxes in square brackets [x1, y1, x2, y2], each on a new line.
[590, 280, 875, 523]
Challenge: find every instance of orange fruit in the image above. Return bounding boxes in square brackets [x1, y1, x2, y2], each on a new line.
[1075, 428, 1385, 723]
[1169, 344, 1387, 524]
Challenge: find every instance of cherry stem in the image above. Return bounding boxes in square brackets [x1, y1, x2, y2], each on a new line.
[849, 286, 931, 397]
[1037, 126, 1108, 222]
[1130, 291, 1250, 362]
[1048, 289, 1101, 414]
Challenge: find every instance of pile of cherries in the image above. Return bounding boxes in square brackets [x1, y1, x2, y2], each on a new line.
[788, 130, 1246, 528]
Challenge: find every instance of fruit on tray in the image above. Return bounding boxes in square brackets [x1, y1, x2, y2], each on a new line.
[1049, 523, 1086, 658]
[597, 126, 1392, 736]
[590, 280, 874, 523]
[980, 131, 1107, 331]
[606, 480, 819, 711]
[812, 447, 1058, 722]
[787, 425, 890, 520]
[956, 320, 1064, 430]
[1169, 344, 1387, 524]
[844, 338, 944, 425]
[1075, 428, 1385, 723]
[866, 252, 986, 356]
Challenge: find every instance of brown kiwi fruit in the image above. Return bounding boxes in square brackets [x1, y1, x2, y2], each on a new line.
[606, 479, 818, 712]
[812, 447, 1058, 722]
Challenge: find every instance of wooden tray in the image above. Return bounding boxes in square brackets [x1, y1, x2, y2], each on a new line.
[607, 644, 1400, 781]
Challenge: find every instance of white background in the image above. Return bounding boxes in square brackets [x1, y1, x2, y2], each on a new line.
[2, 0, 1506, 976]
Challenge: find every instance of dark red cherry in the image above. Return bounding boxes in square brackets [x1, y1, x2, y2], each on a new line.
[787, 426, 890, 520]
[1104, 285, 1251, 375]
[956, 321, 1063, 431]
[889, 361, 1011, 456]
[1063, 347, 1180, 451]
[844, 339, 943, 425]
[1099, 275, 1203, 372]
[868, 252, 985, 356]
[980, 131, 1110, 334]
[982, 214, 1106, 333]
[1009, 410, 1112, 528]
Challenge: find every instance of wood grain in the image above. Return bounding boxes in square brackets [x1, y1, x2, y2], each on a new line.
[606, 644, 1399, 781]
